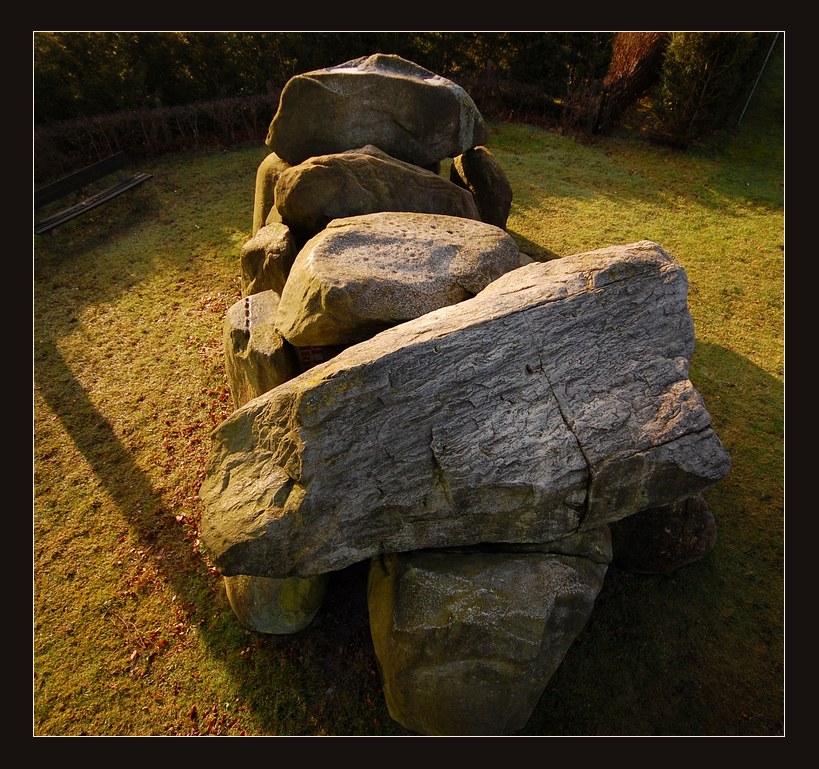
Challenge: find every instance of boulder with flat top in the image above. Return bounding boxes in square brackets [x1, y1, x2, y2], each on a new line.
[274, 211, 521, 347]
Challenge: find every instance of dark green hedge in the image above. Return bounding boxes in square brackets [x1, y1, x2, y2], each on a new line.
[33, 32, 780, 182]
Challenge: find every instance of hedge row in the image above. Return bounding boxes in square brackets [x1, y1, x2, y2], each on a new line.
[34, 93, 278, 185]
[33, 79, 563, 185]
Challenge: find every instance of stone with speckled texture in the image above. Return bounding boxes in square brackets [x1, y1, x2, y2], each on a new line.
[274, 211, 521, 347]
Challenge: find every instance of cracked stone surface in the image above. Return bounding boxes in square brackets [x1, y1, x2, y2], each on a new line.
[200, 240, 731, 579]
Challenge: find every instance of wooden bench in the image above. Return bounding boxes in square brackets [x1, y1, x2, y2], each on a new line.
[34, 152, 153, 236]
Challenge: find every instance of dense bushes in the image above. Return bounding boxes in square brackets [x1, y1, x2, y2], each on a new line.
[648, 32, 780, 147]
[33, 32, 782, 182]
[34, 32, 616, 182]
[558, 32, 780, 145]
[33, 93, 277, 185]
[588, 32, 671, 135]
[33, 32, 612, 125]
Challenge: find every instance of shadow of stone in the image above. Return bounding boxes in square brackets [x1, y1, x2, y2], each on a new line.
[33, 337, 210, 587]
[507, 229, 562, 262]
[519, 340, 783, 736]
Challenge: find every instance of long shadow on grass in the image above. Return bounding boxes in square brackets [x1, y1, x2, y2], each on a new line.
[33, 333, 400, 735]
[33, 337, 203, 560]
[521, 341, 784, 736]
[507, 230, 561, 261]
[33, 179, 395, 735]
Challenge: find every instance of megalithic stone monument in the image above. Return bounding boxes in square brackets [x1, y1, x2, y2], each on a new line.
[200, 241, 730, 580]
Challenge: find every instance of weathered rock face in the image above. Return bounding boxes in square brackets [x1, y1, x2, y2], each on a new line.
[223, 290, 299, 409]
[274, 145, 481, 239]
[274, 211, 522, 347]
[610, 493, 719, 573]
[368, 527, 611, 736]
[222, 290, 328, 635]
[200, 241, 731, 579]
[208, 51, 732, 733]
[252, 152, 291, 235]
[265, 53, 489, 167]
[450, 146, 513, 229]
[240, 223, 298, 297]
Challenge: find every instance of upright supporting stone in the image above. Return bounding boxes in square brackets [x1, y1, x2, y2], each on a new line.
[222, 290, 299, 409]
[225, 572, 329, 634]
[368, 528, 611, 735]
[221, 290, 326, 634]
[240, 223, 298, 297]
[450, 146, 513, 229]
[252, 152, 291, 235]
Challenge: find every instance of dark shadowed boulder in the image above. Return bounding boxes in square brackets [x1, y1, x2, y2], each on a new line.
[450, 146, 513, 229]
[610, 493, 719, 573]
[224, 572, 329, 634]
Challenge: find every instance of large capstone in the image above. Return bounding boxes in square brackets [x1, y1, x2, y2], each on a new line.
[265, 54, 489, 167]
[273, 145, 481, 239]
[274, 211, 522, 347]
[199, 241, 731, 579]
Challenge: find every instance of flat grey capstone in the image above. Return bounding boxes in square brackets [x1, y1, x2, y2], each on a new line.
[200, 241, 731, 578]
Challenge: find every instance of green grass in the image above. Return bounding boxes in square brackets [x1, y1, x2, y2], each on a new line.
[33, 44, 783, 736]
